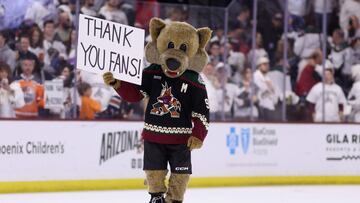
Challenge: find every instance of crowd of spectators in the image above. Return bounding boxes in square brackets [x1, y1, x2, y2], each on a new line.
[203, 0, 360, 122]
[0, 0, 360, 123]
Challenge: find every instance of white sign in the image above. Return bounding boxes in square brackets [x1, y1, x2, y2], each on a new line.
[44, 80, 64, 109]
[76, 14, 145, 85]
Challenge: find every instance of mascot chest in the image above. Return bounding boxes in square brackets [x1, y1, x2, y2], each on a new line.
[147, 74, 192, 119]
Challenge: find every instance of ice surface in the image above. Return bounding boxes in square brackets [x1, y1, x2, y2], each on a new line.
[0, 186, 358, 203]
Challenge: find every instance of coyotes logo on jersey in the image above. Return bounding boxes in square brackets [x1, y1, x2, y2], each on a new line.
[150, 83, 181, 118]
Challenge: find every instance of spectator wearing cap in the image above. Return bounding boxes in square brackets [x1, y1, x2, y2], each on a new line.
[0, 62, 24, 118]
[348, 64, 360, 122]
[247, 32, 269, 68]
[99, 0, 128, 25]
[12, 56, 44, 118]
[253, 57, 280, 120]
[81, 0, 97, 16]
[306, 64, 347, 122]
[0, 30, 16, 72]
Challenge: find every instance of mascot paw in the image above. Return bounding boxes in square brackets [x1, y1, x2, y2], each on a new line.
[103, 72, 120, 89]
[187, 136, 203, 150]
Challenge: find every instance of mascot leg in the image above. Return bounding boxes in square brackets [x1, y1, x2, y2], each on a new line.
[165, 173, 190, 203]
[145, 170, 168, 203]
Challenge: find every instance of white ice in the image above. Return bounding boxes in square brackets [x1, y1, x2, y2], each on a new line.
[0, 186, 358, 203]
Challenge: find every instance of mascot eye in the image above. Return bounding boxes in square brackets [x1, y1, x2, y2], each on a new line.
[180, 44, 187, 52]
[168, 42, 175, 49]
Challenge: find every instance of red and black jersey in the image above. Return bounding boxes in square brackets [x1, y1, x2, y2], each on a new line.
[115, 64, 209, 144]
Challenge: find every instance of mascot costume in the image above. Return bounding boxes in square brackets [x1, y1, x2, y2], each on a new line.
[103, 17, 211, 203]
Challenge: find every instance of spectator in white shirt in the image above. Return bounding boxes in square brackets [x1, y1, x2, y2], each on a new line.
[215, 62, 239, 120]
[348, 64, 360, 122]
[233, 67, 259, 120]
[294, 26, 323, 59]
[288, 0, 308, 31]
[253, 57, 280, 121]
[0, 62, 24, 118]
[201, 63, 221, 120]
[306, 67, 347, 122]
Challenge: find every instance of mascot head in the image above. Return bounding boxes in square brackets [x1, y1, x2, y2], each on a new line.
[145, 18, 212, 78]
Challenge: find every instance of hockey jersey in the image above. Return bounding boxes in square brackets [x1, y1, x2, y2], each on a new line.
[115, 64, 209, 144]
[14, 75, 44, 118]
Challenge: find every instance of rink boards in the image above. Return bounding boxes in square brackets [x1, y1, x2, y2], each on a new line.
[0, 121, 359, 193]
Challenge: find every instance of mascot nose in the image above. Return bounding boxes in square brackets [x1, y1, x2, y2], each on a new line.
[166, 58, 181, 70]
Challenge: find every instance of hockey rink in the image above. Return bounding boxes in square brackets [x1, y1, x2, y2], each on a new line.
[0, 185, 358, 203]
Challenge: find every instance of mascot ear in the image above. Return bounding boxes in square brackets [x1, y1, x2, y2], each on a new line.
[197, 27, 212, 49]
[145, 18, 166, 64]
[188, 27, 212, 73]
[149, 17, 166, 42]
